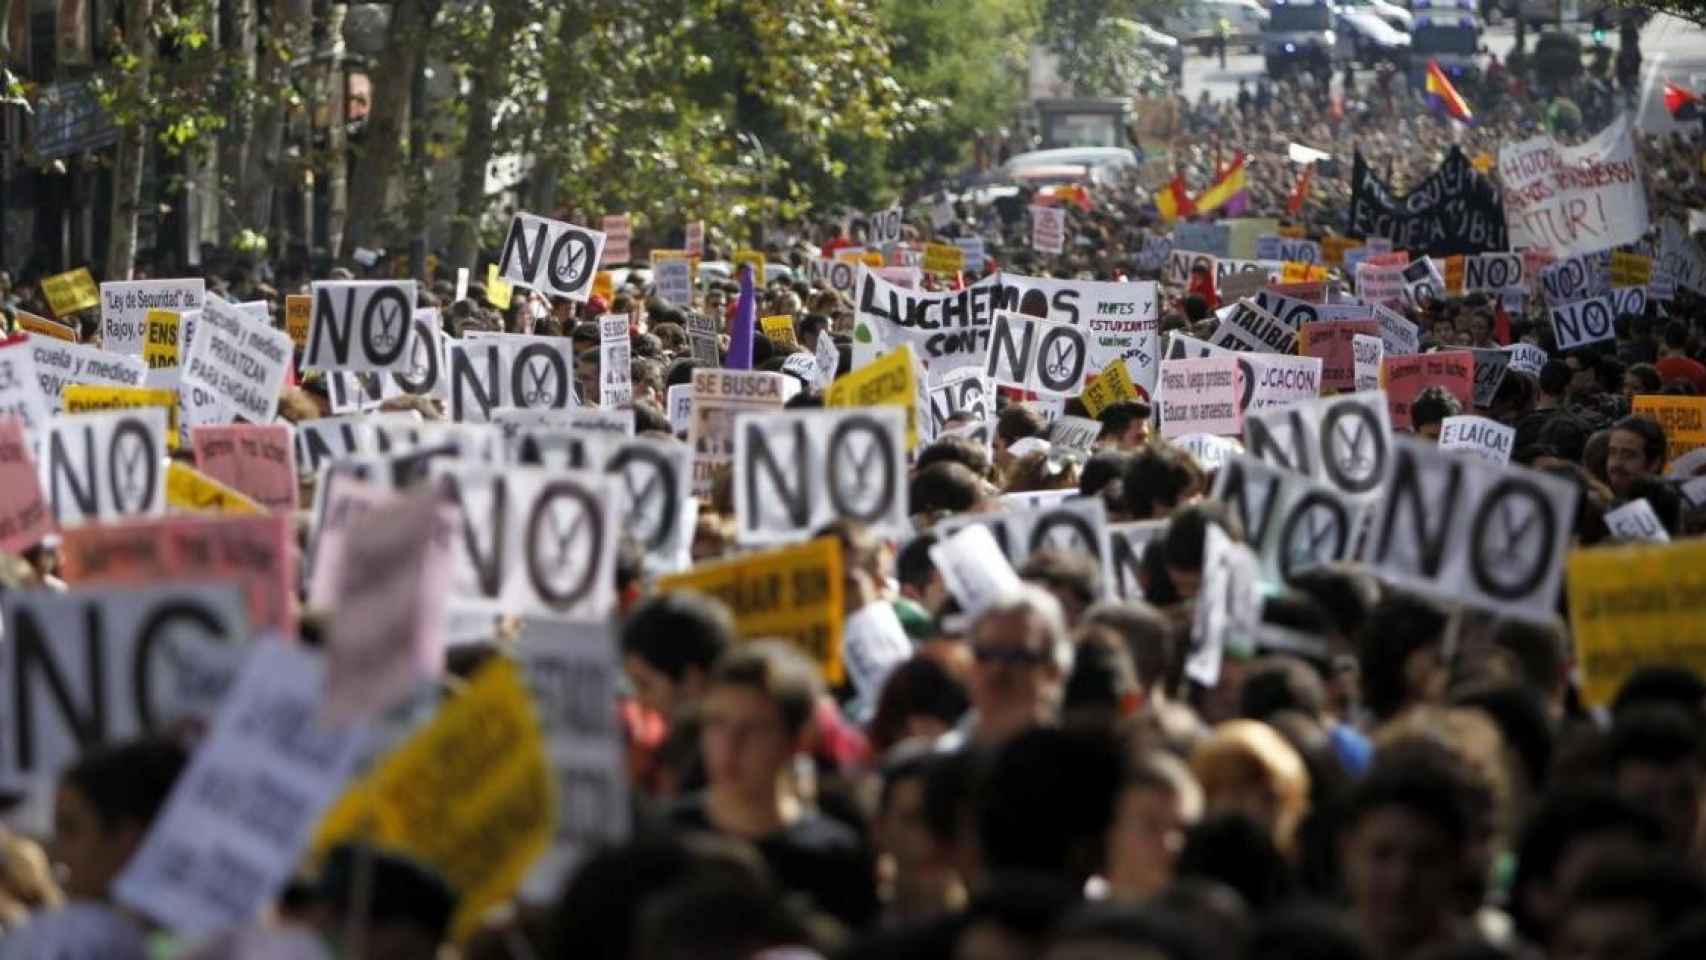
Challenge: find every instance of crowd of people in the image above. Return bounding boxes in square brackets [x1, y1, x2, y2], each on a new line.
[0, 37, 1705, 960]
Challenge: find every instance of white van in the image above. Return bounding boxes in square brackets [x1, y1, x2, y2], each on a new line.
[1163, 0, 1271, 52]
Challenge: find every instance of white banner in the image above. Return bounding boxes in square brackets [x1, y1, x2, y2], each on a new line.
[1500, 114, 1648, 257]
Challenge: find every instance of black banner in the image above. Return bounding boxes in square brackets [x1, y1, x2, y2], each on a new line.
[1347, 148, 1508, 256]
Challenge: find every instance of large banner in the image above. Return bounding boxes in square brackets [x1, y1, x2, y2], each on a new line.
[1499, 115, 1648, 258]
[1347, 148, 1507, 255]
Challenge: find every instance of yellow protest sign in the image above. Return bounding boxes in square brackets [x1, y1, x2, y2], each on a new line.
[733, 249, 766, 281]
[837, 249, 885, 268]
[1472, 152, 1495, 174]
[313, 659, 553, 943]
[285, 294, 312, 347]
[1321, 235, 1361, 268]
[15, 309, 77, 341]
[591, 270, 615, 303]
[41, 267, 100, 318]
[922, 242, 965, 276]
[64, 385, 180, 451]
[1440, 255, 1465, 294]
[1610, 251, 1654, 288]
[165, 461, 262, 513]
[1277, 225, 1306, 239]
[656, 537, 846, 684]
[142, 310, 180, 369]
[825, 343, 919, 449]
[1080, 357, 1140, 417]
[1569, 538, 1706, 707]
[1633, 395, 1706, 464]
[1281, 261, 1329, 283]
[760, 314, 798, 348]
[485, 263, 513, 310]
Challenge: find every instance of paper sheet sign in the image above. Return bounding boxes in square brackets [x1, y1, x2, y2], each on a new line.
[1605, 498, 1669, 543]
[732, 407, 909, 546]
[183, 297, 293, 423]
[923, 242, 965, 276]
[1030, 204, 1066, 255]
[1632, 395, 1706, 465]
[760, 315, 798, 348]
[1157, 356, 1242, 438]
[1382, 350, 1474, 431]
[284, 294, 311, 347]
[41, 267, 99, 317]
[40, 407, 168, 527]
[497, 212, 607, 302]
[101, 280, 204, 356]
[142, 310, 180, 369]
[0, 419, 52, 553]
[313, 658, 554, 943]
[63, 384, 180, 450]
[655, 537, 846, 685]
[1437, 414, 1515, 465]
[1080, 356, 1140, 417]
[825, 344, 919, 449]
[1569, 538, 1706, 707]
[192, 423, 298, 511]
[486, 263, 514, 309]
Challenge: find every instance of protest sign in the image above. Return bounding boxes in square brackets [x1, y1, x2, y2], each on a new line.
[923, 242, 964, 276]
[1370, 305, 1419, 359]
[1321, 235, 1361, 267]
[808, 258, 859, 298]
[63, 384, 178, 450]
[1605, 498, 1669, 543]
[1256, 235, 1321, 264]
[733, 407, 907, 546]
[936, 496, 1114, 598]
[1169, 433, 1242, 474]
[1657, 217, 1706, 294]
[929, 525, 1023, 620]
[1106, 520, 1166, 601]
[685, 220, 704, 256]
[1157, 356, 1241, 439]
[1548, 295, 1617, 352]
[1437, 414, 1515, 465]
[1189, 523, 1261, 686]
[1353, 334, 1383, 393]
[985, 310, 1089, 397]
[0, 582, 248, 787]
[733, 249, 766, 281]
[924, 368, 994, 434]
[1080, 357, 1140, 417]
[1173, 222, 1229, 258]
[41, 267, 100, 317]
[760, 314, 798, 348]
[1538, 252, 1611, 304]
[1300, 319, 1380, 393]
[656, 537, 846, 683]
[497, 407, 631, 468]
[183, 296, 292, 423]
[1469, 348, 1512, 409]
[1047, 415, 1101, 465]
[0, 420, 51, 553]
[142, 310, 180, 369]
[30, 336, 147, 413]
[1347, 148, 1508, 254]
[14, 309, 77, 342]
[866, 205, 904, 246]
[955, 236, 987, 273]
[1164, 333, 1319, 415]
[303, 280, 418, 372]
[997, 275, 1161, 396]
[599, 314, 632, 409]
[1211, 454, 1366, 584]
[852, 269, 1006, 372]
[688, 368, 789, 491]
[666, 383, 692, 436]
[842, 601, 913, 714]
[1030, 204, 1066, 255]
[498, 212, 608, 302]
[1356, 262, 1407, 307]
[40, 407, 167, 527]
[1609, 285, 1647, 319]
[654, 256, 694, 306]
[1365, 436, 1579, 621]
[449, 333, 578, 422]
[165, 461, 263, 515]
[1569, 538, 1706, 707]
[1382, 351, 1475, 431]
[1244, 391, 1394, 499]
[114, 642, 368, 940]
[826, 344, 919, 449]
[486, 263, 514, 309]
[313, 658, 553, 942]
[1210, 299, 1296, 354]
[1401, 257, 1446, 308]
[1462, 252, 1524, 294]
[1505, 342, 1548, 379]
[1610, 250, 1653, 287]
[293, 414, 381, 476]
[687, 312, 720, 367]
[1224, 219, 1279, 259]
[1632, 395, 1706, 464]
[601, 213, 631, 264]
[282, 293, 311, 347]
[0, 338, 51, 445]
[431, 463, 618, 620]
[191, 423, 297, 511]
[1500, 115, 1647, 256]
[101, 280, 203, 356]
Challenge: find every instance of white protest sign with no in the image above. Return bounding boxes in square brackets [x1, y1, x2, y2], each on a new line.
[1243, 391, 1395, 500]
[449, 333, 579, 422]
[733, 407, 908, 546]
[40, 408, 167, 527]
[984, 310, 1089, 397]
[304, 280, 419, 372]
[1548, 295, 1617, 352]
[1211, 454, 1367, 585]
[498, 212, 608, 302]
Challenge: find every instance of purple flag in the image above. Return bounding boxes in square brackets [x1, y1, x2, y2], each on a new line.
[725, 264, 758, 370]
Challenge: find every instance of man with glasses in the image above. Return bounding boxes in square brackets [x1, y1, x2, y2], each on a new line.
[945, 586, 1075, 749]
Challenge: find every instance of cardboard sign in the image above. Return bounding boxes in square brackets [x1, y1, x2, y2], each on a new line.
[598, 314, 632, 409]
[324, 313, 452, 413]
[1211, 454, 1365, 584]
[431, 463, 618, 620]
[1353, 334, 1383, 393]
[997, 274, 1161, 397]
[1438, 414, 1515, 465]
[1569, 538, 1706, 706]
[1189, 523, 1261, 686]
[192, 423, 298, 511]
[923, 242, 965, 276]
[141, 310, 180, 369]
[1548, 295, 1617, 352]
[0, 335, 51, 442]
[498, 212, 608, 302]
[733, 249, 766, 282]
[1505, 342, 1548, 379]
[929, 525, 1022, 620]
[41, 267, 100, 317]
[1244, 391, 1394, 499]
[985, 310, 1089, 397]
[1500, 116, 1648, 257]
[30, 336, 147, 413]
[449, 333, 578, 422]
[0, 419, 51, 553]
[40, 408, 167, 527]
[303, 280, 418, 372]
[1632, 395, 1706, 464]
[826, 344, 919, 449]
[655, 537, 846, 684]
[1300, 319, 1380, 393]
[1157, 356, 1241, 439]
[63, 384, 179, 450]
[1030, 204, 1066, 255]
[688, 368, 789, 491]
[1605, 498, 1669, 543]
[283, 294, 311, 347]
[114, 643, 367, 939]
[15, 309, 77, 342]
[1657, 217, 1706, 295]
[165, 461, 264, 514]
[733, 407, 907, 546]
[485, 262, 514, 309]
[183, 297, 292, 423]
[1365, 436, 1579, 621]
[100, 280, 204, 356]
[601, 213, 631, 265]
[313, 658, 553, 943]
[1382, 351, 1475, 431]
[1470, 348, 1512, 409]
[1081, 356, 1140, 417]
[759, 314, 798, 348]
[0, 583, 249, 787]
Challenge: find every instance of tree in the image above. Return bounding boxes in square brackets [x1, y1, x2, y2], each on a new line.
[1036, 0, 1178, 98]
[445, 0, 532, 272]
[107, 0, 157, 280]
[241, 0, 313, 235]
[344, 0, 432, 253]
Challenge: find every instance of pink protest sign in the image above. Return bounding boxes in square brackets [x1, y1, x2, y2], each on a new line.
[1157, 356, 1243, 439]
[0, 419, 53, 553]
[192, 423, 297, 512]
[58, 512, 297, 636]
[1382, 350, 1476, 431]
[1301, 319, 1381, 394]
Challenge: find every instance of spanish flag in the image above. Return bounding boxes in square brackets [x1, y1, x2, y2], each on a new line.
[1425, 59, 1473, 124]
[1154, 174, 1195, 222]
[1193, 154, 1248, 216]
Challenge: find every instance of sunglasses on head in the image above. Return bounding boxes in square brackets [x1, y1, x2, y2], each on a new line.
[972, 644, 1052, 667]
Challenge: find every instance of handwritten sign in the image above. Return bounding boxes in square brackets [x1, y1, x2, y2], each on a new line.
[1157, 356, 1242, 438]
[0, 419, 51, 553]
[1569, 538, 1706, 707]
[1080, 356, 1140, 417]
[192, 423, 298, 511]
[825, 344, 919, 449]
[1382, 350, 1474, 431]
[1632, 395, 1706, 464]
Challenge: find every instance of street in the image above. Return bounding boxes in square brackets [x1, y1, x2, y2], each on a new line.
[1179, 12, 1706, 135]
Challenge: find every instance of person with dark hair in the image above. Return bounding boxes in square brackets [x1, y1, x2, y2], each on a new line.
[53, 737, 188, 901]
[622, 593, 736, 720]
[1083, 601, 1177, 700]
[1550, 855, 1706, 960]
[1161, 501, 1243, 600]
[867, 657, 969, 756]
[1355, 593, 1450, 724]
[1242, 907, 1369, 960]
[910, 461, 987, 517]
[1610, 666, 1706, 722]
[1104, 749, 1203, 901]
[1507, 787, 1666, 945]
[915, 433, 994, 481]
[977, 727, 1123, 885]
[1655, 320, 1706, 394]
[952, 875, 1083, 960]
[1176, 813, 1295, 912]
[1122, 442, 1206, 521]
[895, 533, 943, 614]
[1623, 362, 1664, 398]
[1062, 626, 1143, 729]
[1488, 617, 1573, 727]
[995, 405, 1047, 474]
[1606, 415, 1667, 496]
[1602, 706, 1705, 852]
[1019, 548, 1103, 627]
[1080, 449, 1131, 498]
[1099, 399, 1154, 449]
[1411, 385, 1464, 440]
[1044, 901, 1213, 960]
[868, 747, 957, 922]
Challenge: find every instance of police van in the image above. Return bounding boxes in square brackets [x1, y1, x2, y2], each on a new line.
[1261, 0, 1340, 79]
[1407, 0, 1486, 90]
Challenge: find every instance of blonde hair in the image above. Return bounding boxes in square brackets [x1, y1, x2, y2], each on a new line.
[1190, 719, 1312, 852]
[0, 831, 61, 932]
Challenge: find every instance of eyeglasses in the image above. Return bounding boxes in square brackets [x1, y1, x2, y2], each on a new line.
[972, 644, 1052, 667]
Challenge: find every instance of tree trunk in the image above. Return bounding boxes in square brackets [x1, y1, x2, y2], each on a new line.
[527, 8, 583, 214]
[241, 0, 312, 235]
[219, 0, 257, 239]
[106, 0, 155, 280]
[343, 0, 426, 255]
[447, 0, 527, 272]
[320, 1, 349, 259]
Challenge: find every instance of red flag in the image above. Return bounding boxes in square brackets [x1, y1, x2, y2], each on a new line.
[1665, 82, 1701, 120]
[1493, 301, 1511, 346]
[1286, 166, 1314, 216]
[1188, 266, 1218, 312]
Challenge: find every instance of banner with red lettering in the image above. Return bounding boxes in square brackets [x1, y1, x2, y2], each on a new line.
[1499, 115, 1648, 258]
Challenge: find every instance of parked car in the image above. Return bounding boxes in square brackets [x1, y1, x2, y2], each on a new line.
[1338, 0, 1414, 33]
[1001, 147, 1140, 189]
